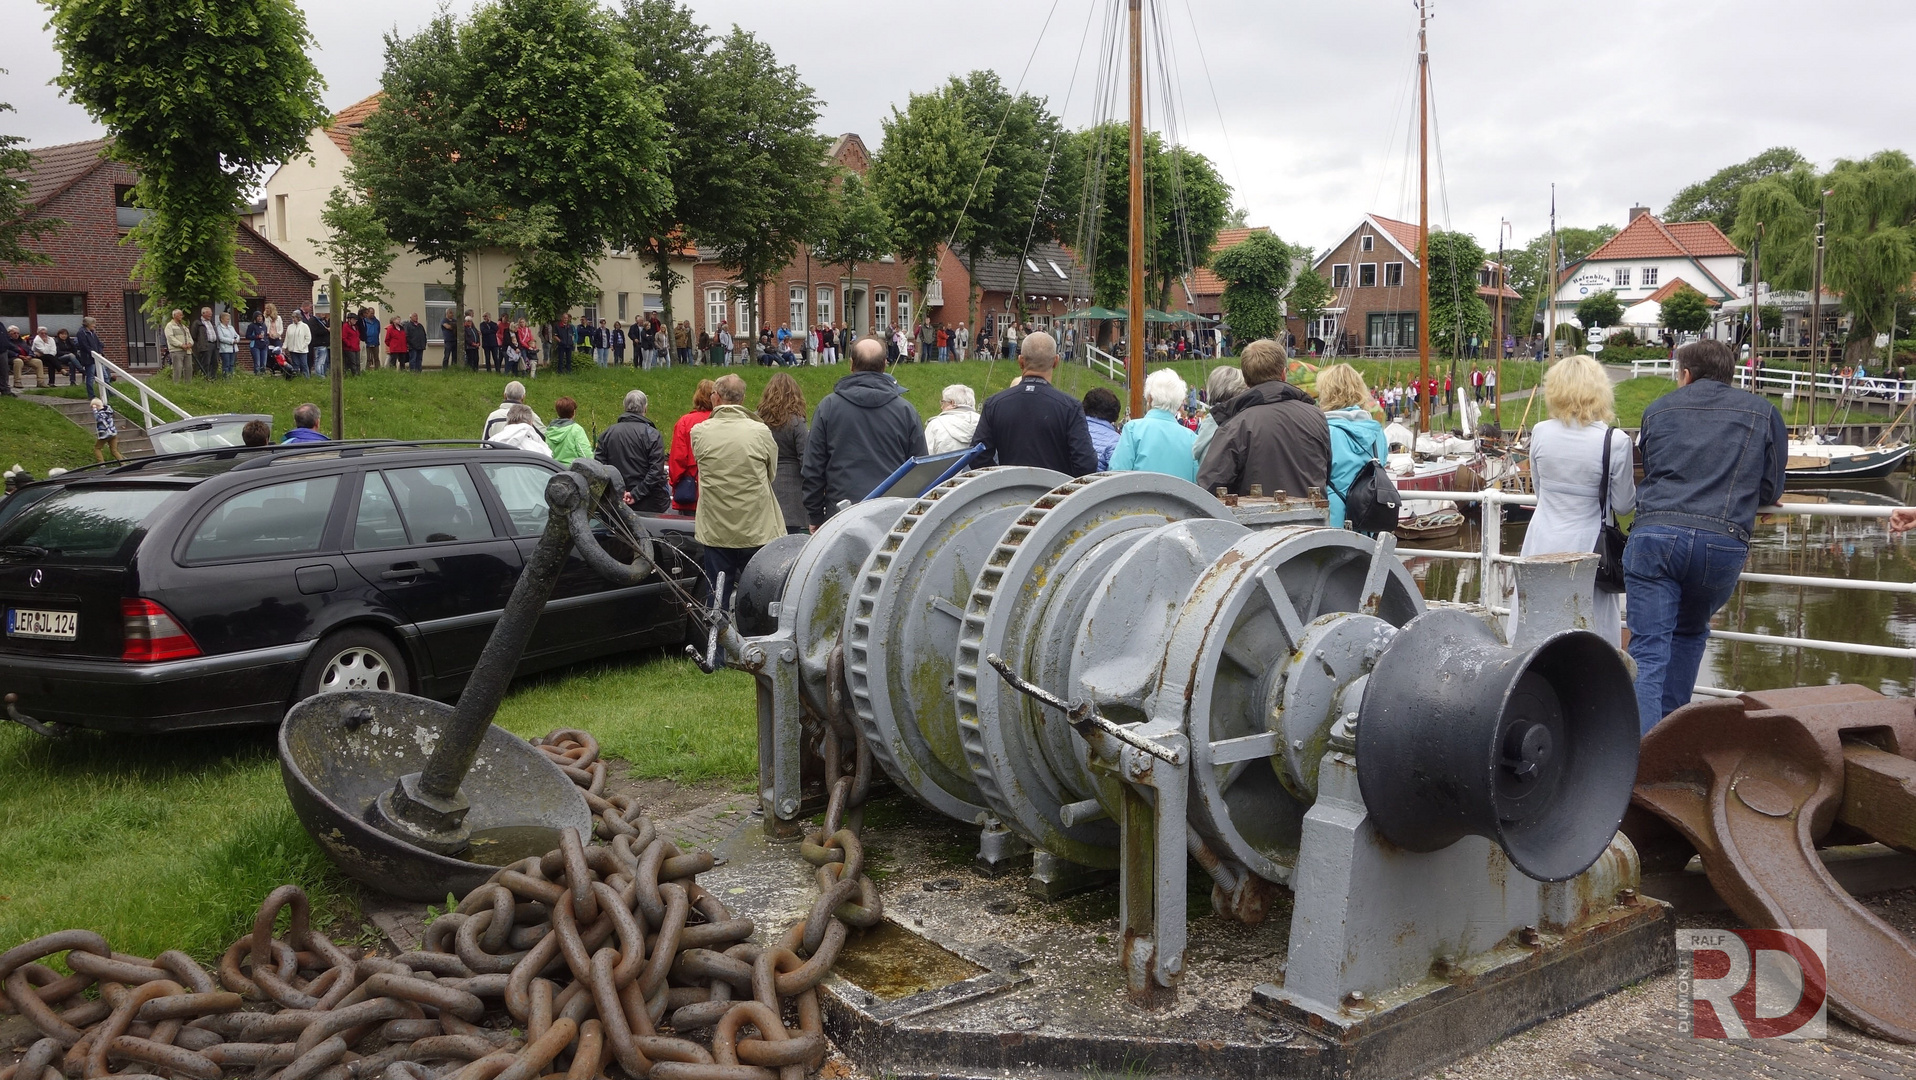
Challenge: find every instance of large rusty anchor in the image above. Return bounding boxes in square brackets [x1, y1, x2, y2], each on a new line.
[1627, 684, 1916, 1042]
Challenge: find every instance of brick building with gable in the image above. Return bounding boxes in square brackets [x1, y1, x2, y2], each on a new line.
[1, 139, 317, 370]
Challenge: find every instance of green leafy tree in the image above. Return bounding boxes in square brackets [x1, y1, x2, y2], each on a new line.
[351, 12, 524, 319]
[1426, 230, 1492, 355]
[0, 99, 59, 273]
[1286, 260, 1334, 346]
[1224, 204, 1251, 230]
[1665, 147, 1808, 232]
[1064, 123, 1230, 312]
[1735, 151, 1916, 363]
[1659, 284, 1713, 335]
[871, 85, 986, 305]
[811, 171, 894, 300]
[945, 71, 1066, 327]
[691, 29, 827, 338]
[317, 186, 397, 309]
[465, 0, 669, 325]
[46, 0, 329, 313]
[1212, 232, 1294, 342]
[1576, 290, 1624, 330]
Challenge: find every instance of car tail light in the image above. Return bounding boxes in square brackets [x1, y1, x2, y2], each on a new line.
[121, 598, 201, 662]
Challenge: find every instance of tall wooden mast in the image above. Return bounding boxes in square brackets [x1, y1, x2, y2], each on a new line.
[1126, 0, 1146, 419]
[1415, 0, 1431, 434]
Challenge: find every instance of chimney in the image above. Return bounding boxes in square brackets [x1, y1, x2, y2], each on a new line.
[1629, 205, 1652, 222]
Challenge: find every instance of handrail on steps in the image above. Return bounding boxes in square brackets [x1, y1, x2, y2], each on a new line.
[1084, 344, 1127, 386]
[88, 351, 193, 431]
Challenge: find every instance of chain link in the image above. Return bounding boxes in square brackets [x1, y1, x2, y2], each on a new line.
[0, 729, 850, 1080]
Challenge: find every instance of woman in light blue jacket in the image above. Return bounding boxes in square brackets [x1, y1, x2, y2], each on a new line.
[1317, 363, 1391, 529]
[1111, 368, 1198, 482]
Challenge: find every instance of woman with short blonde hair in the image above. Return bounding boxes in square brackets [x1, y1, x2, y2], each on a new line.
[1520, 354, 1635, 644]
[1316, 364, 1389, 530]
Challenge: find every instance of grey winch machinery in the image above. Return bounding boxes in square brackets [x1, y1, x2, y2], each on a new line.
[702, 468, 1661, 1040]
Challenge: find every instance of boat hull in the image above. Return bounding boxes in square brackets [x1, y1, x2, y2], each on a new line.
[1785, 444, 1911, 482]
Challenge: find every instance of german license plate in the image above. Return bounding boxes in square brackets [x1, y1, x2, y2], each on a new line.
[6, 608, 78, 640]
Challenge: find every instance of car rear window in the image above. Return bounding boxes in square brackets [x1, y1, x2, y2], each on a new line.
[0, 485, 186, 563]
[185, 476, 340, 562]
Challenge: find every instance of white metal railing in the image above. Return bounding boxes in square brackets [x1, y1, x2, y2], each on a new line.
[1085, 344, 1127, 386]
[89, 351, 193, 431]
[1394, 488, 1916, 699]
[1630, 357, 1914, 406]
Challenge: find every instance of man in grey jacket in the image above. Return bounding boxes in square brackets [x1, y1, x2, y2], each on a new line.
[801, 337, 927, 526]
[1196, 338, 1330, 498]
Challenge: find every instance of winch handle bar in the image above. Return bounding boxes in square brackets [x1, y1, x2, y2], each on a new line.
[984, 653, 1186, 766]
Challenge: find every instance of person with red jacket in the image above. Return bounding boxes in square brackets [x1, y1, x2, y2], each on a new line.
[383, 320, 408, 371]
[669, 379, 716, 514]
[341, 316, 362, 375]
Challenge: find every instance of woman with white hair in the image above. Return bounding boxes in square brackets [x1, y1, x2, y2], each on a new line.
[488, 403, 553, 457]
[924, 384, 979, 454]
[1110, 368, 1197, 481]
[1191, 365, 1247, 463]
[1521, 354, 1636, 644]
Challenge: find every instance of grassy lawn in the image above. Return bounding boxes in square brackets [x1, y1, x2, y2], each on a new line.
[0, 396, 97, 477]
[1611, 375, 1900, 428]
[0, 650, 758, 961]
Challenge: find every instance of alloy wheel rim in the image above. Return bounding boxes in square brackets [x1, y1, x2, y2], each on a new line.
[319, 647, 394, 693]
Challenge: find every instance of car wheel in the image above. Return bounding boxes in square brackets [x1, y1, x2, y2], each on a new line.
[298, 628, 410, 699]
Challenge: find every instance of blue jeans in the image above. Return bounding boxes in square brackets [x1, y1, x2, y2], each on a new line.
[287, 351, 308, 376]
[313, 346, 328, 377]
[220, 350, 236, 376]
[1624, 523, 1748, 732]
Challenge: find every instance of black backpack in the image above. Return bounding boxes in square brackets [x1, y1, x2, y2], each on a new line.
[1334, 424, 1401, 535]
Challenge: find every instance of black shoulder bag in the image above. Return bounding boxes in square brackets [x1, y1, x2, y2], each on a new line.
[1595, 425, 1629, 593]
[1337, 426, 1401, 535]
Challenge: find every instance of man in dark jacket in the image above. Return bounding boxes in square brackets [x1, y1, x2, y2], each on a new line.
[1626, 339, 1786, 731]
[404, 314, 428, 372]
[969, 331, 1098, 476]
[0, 325, 19, 397]
[597, 389, 671, 512]
[802, 337, 927, 526]
[1196, 339, 1330, 498]
[440, 311, 458, 369]
[76, 317, 106, 398]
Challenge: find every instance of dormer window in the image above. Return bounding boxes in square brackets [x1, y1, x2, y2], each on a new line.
[1359, 234, 1375, 252]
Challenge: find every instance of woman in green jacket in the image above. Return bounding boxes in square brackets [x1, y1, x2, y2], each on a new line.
[545, 396, 594, 466]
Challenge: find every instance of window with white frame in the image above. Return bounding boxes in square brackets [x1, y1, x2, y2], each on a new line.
[1358, 263, 1377, 288]
[617, 293, 629, 321]
[816, 286, 834, 326]
[1383, 262, 1403, 288]
[1641, 267, 1659, 287]
[788, 284, 807, 329]
[873, 289, 890, 331]
[1359, 234, 1375, 252]
[705, 286, 727, 334]
[897, 290, 912, 328]
[1332, 264, 1351, 289]
[424, 286, 455, 337]
[735, 295, 754, 337]
[1614, 268, 1630, 289]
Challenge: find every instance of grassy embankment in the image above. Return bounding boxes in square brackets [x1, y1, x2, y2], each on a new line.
[1611, 374, 1901, 428]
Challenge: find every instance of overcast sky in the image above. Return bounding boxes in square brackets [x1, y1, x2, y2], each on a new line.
[6, 0, 1911, 256]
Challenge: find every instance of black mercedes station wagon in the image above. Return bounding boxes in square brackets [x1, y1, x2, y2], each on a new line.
[0, 441, 700, 733]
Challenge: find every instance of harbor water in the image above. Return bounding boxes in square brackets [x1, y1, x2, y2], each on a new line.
[1400, 477, 1916, 697]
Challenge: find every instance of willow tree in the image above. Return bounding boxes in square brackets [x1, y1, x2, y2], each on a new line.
[1063, 123, 1229, 312]
[1426, 230, 1492, 355]
[47, 0, 329, 313]
[1735, 151, 1916, 363]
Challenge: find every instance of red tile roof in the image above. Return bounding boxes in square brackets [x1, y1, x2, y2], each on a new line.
[15, 139, 109, 208]
[1188, 226, 1270, 297]
[326, 94, 382, 156]
[1368, 214, 1420, 257]
[1642, 277, 1718, 307]
[1583, 214, 1687, 261]
[1665, 221, 1740, 257]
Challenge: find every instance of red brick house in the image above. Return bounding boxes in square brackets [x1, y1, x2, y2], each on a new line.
[2, 139, 317, 370]
[1180, 226, 1270, 319]
[1302, 214, 1520, 356]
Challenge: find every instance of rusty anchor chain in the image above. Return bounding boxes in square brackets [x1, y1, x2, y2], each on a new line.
[0, 729, 852, 1080]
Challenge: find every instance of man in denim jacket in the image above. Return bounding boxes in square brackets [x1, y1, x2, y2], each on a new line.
[1626, 339, 1786, 731]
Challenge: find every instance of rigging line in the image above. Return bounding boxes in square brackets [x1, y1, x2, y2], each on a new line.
[1365, 22, 1421, 227]
[1177, 0, 1245, 199]
[1150, 0, 1198, 302]
[1012, 0, 1101, 312]
[1078, 0, 1123, 285]
[942, 0, 1068, 254]
[1424, 53, 1466, 359]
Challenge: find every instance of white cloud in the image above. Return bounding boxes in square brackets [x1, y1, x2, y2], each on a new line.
[5, 0, 1910, 253]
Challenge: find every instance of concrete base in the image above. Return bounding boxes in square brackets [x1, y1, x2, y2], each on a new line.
[1027, 850, 1115, 900]
[705, 795, 1676, 1080]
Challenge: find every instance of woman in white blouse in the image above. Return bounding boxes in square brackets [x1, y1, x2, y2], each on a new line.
[1519, 354, 1636, 644]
